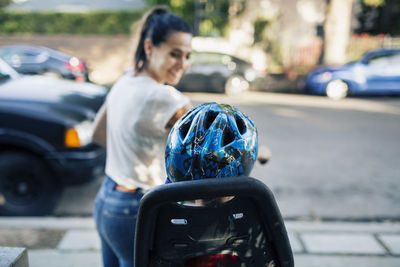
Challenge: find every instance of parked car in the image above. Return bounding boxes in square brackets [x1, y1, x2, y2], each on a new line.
[176, 51, 265, 95]
[0, 58, 107, 216]
[304, 48, 400, 99]
[0, 44, 90, 82]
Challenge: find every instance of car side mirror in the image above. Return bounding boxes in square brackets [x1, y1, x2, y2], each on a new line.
[0, 73, 11, 82]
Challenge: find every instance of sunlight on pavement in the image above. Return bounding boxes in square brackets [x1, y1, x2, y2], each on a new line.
[185, 92, 400, 115]
[270, 108, 307, 118]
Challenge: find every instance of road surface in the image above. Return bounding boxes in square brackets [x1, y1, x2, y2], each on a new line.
[55, 92, 400, 222]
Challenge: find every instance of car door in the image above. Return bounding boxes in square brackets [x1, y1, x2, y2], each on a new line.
[0, 49, 23, 72]
[179, 53, 231, 93]
[179, 53, 212, 92]
[364, 52, 400, 93]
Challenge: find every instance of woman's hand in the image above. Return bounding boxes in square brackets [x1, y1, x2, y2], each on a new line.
[92, 102, 107, 147]
[257, 145, 271, 165]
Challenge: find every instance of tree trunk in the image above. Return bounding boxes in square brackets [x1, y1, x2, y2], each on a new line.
[323, 0, 354, 64]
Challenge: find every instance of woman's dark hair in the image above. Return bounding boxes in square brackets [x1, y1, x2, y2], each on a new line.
[134, 6, 192, 72]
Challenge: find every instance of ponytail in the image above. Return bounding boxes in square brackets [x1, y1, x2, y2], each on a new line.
[134, 6, 192, 72]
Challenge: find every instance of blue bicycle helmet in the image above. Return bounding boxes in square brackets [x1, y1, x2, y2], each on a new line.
[165, 102, 258, 182]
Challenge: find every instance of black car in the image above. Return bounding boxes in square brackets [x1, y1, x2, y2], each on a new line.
[176, 51, 265, 95]
[0, 58, 107, 216]
[0, 44, 90, 82]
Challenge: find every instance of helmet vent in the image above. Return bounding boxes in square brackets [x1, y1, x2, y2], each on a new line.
[204, 111, 218, 130]
[222, 126, 235, 146]
[179, 121, 191, 139]
[235, 115, 246, 134]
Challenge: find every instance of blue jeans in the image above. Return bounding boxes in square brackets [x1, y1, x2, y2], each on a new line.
[94, 176, 144, 267]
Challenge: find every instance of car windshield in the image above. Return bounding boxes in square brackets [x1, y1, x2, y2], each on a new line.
[0, 58, 20, 83]
[367, 53, 400, 65]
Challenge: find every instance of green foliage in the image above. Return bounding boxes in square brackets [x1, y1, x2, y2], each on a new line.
[362, 0, 385, 6]
[146, 0, 195, 28]
[356, 0, 400, 35]
[0, 10, 144, 35]
[0, 0, 12, 10]
[145, 0, 229, 36]
[253, 18, 269, 44]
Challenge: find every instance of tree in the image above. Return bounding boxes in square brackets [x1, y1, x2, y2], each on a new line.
[145, 0, 230, 36]
[146, 0, 196, 32]
[356, 0, 400, 35]
[0, 0, 12, 10]
[323, 0, 391, 65]
[323, 0, 355, 65]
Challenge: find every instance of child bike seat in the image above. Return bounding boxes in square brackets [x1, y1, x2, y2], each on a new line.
[134, 177, 294, 267]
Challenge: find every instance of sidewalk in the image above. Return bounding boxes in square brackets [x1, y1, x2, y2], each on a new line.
[0, 217, 399, 267]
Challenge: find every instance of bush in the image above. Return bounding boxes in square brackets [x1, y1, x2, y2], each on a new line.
[0, 11, 144, 35]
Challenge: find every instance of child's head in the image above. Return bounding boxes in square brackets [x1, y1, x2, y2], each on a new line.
[165, 102, 258, 183]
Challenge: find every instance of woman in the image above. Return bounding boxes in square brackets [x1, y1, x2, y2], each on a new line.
[93, 6, 192, 267]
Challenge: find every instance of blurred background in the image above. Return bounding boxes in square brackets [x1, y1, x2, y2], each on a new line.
[1, 0, 400, 219]
[1, 3, 400, 265]
[1, 0, 399, 89]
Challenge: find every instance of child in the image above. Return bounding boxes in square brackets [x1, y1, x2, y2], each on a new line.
[165, 102, 258, 188]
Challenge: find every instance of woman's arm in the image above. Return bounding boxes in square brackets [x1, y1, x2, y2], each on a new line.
[165, 104, 192, 129]
[92, 102, 107, 147]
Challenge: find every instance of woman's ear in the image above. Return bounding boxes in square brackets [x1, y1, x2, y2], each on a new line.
[144, 38, 153, 58]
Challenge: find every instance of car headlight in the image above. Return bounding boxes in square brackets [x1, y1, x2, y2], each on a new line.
[245, 69, 257, 82]
[65, 120, 93, 147]
[314, 71, 332, 82]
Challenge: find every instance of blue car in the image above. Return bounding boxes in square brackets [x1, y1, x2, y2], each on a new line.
[305, 48, 400, 99]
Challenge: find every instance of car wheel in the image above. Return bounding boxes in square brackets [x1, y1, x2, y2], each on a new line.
[325, 79, 349, 100]
[0, 151, 62, 216]
[224, 75, 249, 96]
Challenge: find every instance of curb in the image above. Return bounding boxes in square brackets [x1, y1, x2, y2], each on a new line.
[1, 217, 399, 257]
[1, 217, 400, 267]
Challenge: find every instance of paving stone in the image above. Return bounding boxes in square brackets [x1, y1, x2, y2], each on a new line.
[28, 250, 101, 267]
[0, 217, 95, 230]
[57, 230, 100, 250]
[294, 254, 400, 267]
[0, 247, 29, 267]
[0, 229, 65, 249]
[301, 233, 386, 255]
[379, 234, 400, 255]
[285, 221, 400, 233]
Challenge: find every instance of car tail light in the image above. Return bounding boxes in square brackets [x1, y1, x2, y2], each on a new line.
[184, 254, 241, 267]
[251, 63, 267, 75]
[65, 57, 86, 72]
[75, 75, 85, 82]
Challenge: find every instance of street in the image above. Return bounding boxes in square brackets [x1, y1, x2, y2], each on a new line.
[54, 92, 400, 222]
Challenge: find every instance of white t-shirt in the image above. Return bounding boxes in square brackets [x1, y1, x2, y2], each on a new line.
[105, 74, 190, 190]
